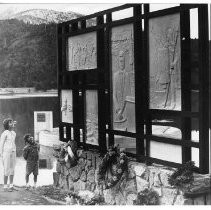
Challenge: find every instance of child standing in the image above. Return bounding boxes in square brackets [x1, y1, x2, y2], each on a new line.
[0, 118, 17, 192]
[23, 134, 40, 188]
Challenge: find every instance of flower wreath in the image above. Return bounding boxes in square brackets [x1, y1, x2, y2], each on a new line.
[53, 140, 78, 167]
[134, 188, 160, 205]
[97, 146, 128, 189]
[168, 161, 195, 189]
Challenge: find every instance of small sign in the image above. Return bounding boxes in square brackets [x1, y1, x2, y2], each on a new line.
[37, 113, 46, 122]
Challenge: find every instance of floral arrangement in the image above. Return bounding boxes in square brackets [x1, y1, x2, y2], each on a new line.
[36, 186, 104, 205]
[36, 185, 68, 202]
[168, 161, 195, 189]
[53, 140, 78, 167]
[53, 144, 66, 163]
[134, 188, 159, 205]
[97, 145, 128, 189]
[65, 191, 105, 205]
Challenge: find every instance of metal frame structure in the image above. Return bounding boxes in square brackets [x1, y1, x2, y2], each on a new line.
[57, 4, 210, 173]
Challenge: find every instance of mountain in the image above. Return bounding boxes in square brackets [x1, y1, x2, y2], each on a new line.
[0, 8, 83, 24]
[0, 9, 84, 90]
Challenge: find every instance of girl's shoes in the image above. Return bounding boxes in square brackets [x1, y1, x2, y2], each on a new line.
[3, 187, 13, 192]
[3, 185, 9, 192]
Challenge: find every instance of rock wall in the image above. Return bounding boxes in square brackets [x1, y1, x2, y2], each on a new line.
[53, 150, 211, 205]
[54, 150, 101, 193]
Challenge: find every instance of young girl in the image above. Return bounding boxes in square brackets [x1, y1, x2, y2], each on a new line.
[0, 118, 17, 192]
[23, 134, 40, 188]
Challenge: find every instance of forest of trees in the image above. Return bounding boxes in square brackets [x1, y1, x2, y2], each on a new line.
[0, 19, 210, 91]
[0, 19, 57, 90]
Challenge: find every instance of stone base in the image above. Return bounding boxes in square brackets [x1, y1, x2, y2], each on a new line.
[55, 150, 211, 205]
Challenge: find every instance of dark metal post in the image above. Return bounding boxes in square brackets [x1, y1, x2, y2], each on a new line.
[198, 4, 209, 173]
[97, 15, 107, 153]
[180, 5, 191, 164]
[143, 4, 151, 163]
[133, 5, 145, 159]
[57, 24, 63, 140]
[106, 13, 114, 147]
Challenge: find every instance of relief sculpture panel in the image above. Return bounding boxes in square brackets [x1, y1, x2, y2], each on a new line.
[149, 14, 181, 110]
[61, 90, 73, 123]
[67, 32, 97, 71]
[111, 24, 135, 132]
[86, 90, 98, 145]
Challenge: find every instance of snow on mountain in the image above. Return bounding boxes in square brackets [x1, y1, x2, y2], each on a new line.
[0, 8, 83, 24]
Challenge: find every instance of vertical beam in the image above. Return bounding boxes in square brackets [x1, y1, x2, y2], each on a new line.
[81, 19, 86, 29]
[144, 4, 151, 162]
[64, 23, 70, 34]
[73, 90, 80, 143]
[59, 125, 64, 141]
[62, 25, 68, 142]
[209, 4, 211, 174]
[180, 5, 191, 164]
[57, 24, 64, 141]
[133, 5, 145, 159]
[66, 125, 72, 140]
[82, 90, 86, 147]
[106, 13, 114, 147]
[57, 24, 63, 90]
[62, 25, 67, 74]
[71, 22, 78, 32]
[97, 15, 107, 153]
[198, 4, 209, 173]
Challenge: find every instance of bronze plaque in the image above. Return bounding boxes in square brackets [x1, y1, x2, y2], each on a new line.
[67, 32, 97, 71]
[111, 24, 135, 132]
[61, 90, 73, 123]
[86, 90, 98, 145]
[149, 14, 181, 110]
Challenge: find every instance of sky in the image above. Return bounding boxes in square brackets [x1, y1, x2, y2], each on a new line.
[0, 3, 121, 15]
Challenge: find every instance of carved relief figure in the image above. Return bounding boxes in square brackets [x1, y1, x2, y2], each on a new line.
[156, 27, 179, 109]
[61, 90, 73, 123]
[67, 32, 97, 71]
[149, 14, 181, 110]
[166, 28, 179, 109]
[112, 24, 135, 131]
[113, 51, 131, 122]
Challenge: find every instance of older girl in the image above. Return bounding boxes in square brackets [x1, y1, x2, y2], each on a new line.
[0, 118, 17, 191]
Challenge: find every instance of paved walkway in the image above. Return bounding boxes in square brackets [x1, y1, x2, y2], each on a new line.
[0, 156, 59, 205]
[0, 185, 53, 205]
[0, 157, 56, 187]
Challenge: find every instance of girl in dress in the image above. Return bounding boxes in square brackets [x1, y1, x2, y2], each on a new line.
[0, 118, 17, 191]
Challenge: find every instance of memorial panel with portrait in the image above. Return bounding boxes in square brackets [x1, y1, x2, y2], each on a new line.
[111, 24, 135, 132]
